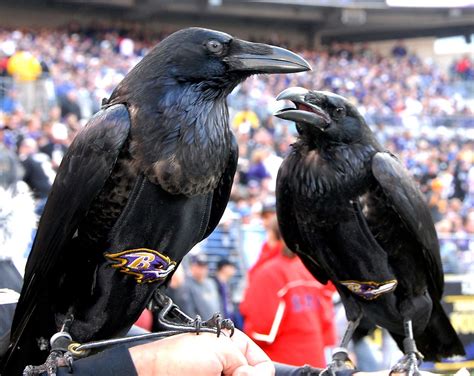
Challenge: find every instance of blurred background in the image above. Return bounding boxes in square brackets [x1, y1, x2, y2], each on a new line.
[0, 0, 472, 373]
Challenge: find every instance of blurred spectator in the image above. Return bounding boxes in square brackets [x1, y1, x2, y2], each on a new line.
[182, 253, 220, 320]
[391, 40, 407, 58]
[39, 120, 69, 169]
[59, 89, 82, 119]
[163, 265, 190, 319]
[427, 178, 447, 223]
[232, 107, 260, 135]
[240, 239, 337, 367]
[451, 159, 470, 201]
[18, 137, 55, 214]
[453, 54, 473, 80]
[0, 122, 15, 151]
[0, 142, 36, 270]
[23, 113, 43, 141]
[212, 259, 238, 325]
[0, 88, 20, 115]
[6, 46, 42, 114]
[248, 205, 281, 276]
[0, 49, 9, 77]
[6, 47, 42, 82]
[0, 143, 24, 194]
[246, 149, 271, 186]
[1, 110, 25, 150]
[119, 37, 135, 57]
[436, 219, 461, 273]
[465, 209, 474, 235]
[64, 113, 82, 140]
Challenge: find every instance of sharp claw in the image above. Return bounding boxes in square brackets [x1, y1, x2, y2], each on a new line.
[22, 350, 74, 376]
[221, 318, 235, 337]
[390, 352, 422, 376]
[320, 348, 355, 376]
[215, 318, 222, 337]
[194, 315, 202, 334]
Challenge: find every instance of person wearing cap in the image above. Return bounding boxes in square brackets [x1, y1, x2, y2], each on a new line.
[212, 259, 238, 327]
[183, 253, 220, 321]
[247, 204, 282, 280]
[6, 47, 42, 114]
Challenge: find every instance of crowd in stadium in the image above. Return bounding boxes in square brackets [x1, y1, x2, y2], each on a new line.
[0, 25, 473, 275]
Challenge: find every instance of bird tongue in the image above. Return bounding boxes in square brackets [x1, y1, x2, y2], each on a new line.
[296, 103, 331, 124]
[297, 103, 313, 112]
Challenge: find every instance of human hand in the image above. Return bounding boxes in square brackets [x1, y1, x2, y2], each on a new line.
[129, 329, 275, 376]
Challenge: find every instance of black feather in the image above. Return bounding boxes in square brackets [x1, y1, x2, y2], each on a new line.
[276, 89, 465, 362]
[2, 28, 310, 375]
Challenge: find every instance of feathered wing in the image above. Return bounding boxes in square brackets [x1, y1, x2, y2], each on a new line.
[2, 104, 130, 372]
[202, 134, 238, 239]
[371, 152, 443, 298]
[276, 161, 330, 284]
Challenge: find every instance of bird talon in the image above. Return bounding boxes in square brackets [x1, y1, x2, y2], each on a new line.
[221, 318, 235, 337]
[390, 352, 422, 376]
[207, 313, 223, 337]
[201, 313, 235, 337]
[194, 315, 202, 335]
[320, 349, 355, 376]
[22, 350, 73, 376]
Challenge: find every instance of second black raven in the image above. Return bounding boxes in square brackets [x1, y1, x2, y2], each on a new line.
[274, 87, 464, 375]
[1, 29, 310, 375]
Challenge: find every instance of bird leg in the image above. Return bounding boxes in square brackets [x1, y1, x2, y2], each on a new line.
[151, 290, 234, 337]
[23, 316, 75, 376]
[390, 320, 423, 376]
[320, 317, 361, 376]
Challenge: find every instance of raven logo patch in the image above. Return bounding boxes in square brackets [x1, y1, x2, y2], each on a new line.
[340, 279, 397, 300]
[105, 248, 176, 284]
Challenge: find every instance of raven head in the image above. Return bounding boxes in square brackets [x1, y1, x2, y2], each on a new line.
[132, 28, 311, 94]
[274, 87, 368, 145]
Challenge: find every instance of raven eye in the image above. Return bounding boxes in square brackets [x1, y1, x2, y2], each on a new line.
[334, 107, 345, 117]
[206, 40, 224, 54]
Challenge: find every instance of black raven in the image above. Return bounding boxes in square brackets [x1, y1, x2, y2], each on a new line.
[274, 87, 464, 375]
[1, 29, 310, 375]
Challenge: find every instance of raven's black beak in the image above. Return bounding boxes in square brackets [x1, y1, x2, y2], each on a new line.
[225, 40, 311, 74]
[274, 87, 331, 128]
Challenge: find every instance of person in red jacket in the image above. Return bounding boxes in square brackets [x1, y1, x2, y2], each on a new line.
[240, 218, 337, 368]
[247, 203, 282, 280]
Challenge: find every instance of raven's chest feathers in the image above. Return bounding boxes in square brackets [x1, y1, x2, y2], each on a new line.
[287, 143, 376, 204]
[129, 86, 231, 196]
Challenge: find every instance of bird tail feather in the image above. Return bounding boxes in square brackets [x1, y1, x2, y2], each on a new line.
[415, 299, 465, 362]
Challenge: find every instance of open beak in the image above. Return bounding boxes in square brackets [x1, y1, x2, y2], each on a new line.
[225, 40, 311, 74]
[274, 87, 331, 128]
